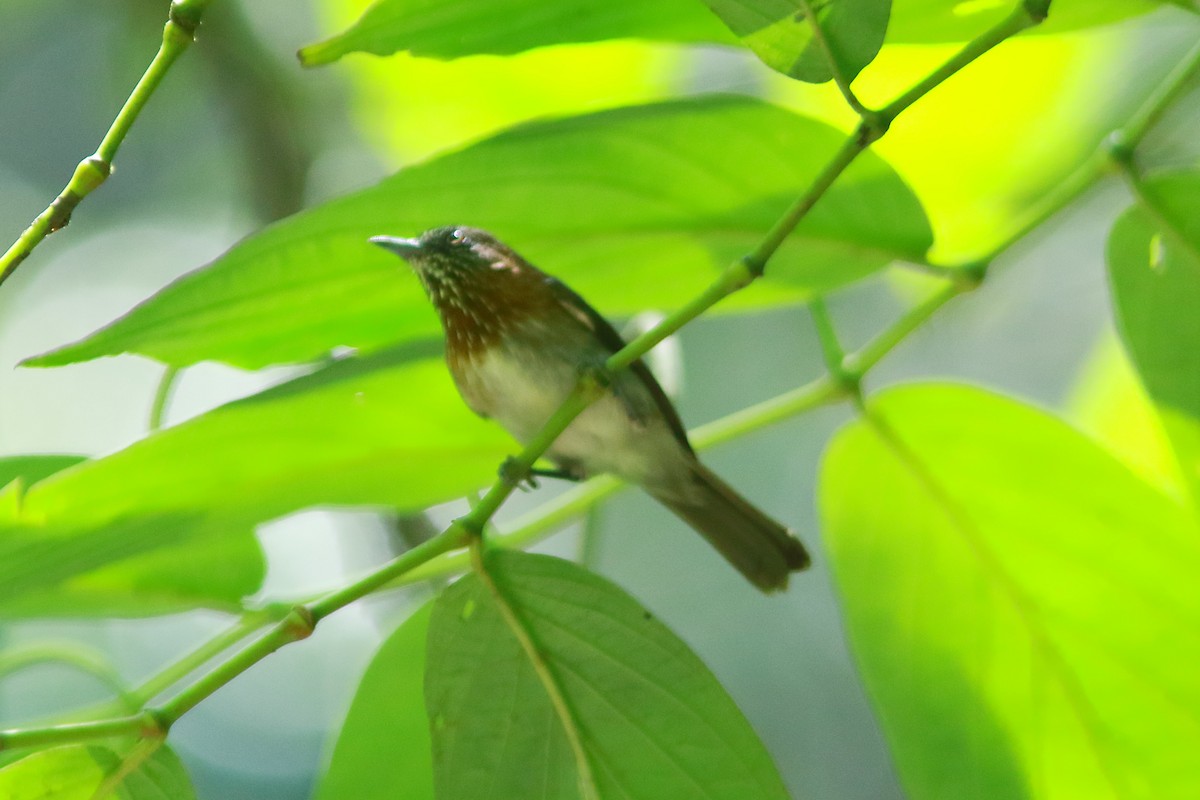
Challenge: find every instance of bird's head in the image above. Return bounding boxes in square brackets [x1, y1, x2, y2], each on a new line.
[370, 226, 553, 354]
[370, 226, 523, 298]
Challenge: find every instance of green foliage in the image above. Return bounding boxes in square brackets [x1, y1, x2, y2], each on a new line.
[1108, 170, 1200, 418]
[1, 0, 1197, 798]
[28, 97, 930, 370]
[299, 0, 732, 64]
[0, 513, 259, 618]
[0, 745, 195, 800]
[425, 551, 790, 799]
[315, 601, 435, 800]
[820, 384, 1200, 799]
[701, 0, 891, 83]
[0, 454, 86, 490]
[299, 0, 1166, 66]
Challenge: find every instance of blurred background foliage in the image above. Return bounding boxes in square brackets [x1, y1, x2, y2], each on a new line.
[1, 0, 1198, 798]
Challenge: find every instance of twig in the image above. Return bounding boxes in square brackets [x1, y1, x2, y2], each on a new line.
[0, 0, 213, 290]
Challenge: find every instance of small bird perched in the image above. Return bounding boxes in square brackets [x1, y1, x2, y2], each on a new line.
[371, 226, 809, 591]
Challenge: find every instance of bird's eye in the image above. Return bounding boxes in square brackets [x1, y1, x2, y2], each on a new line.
[449, 229, 468, 246]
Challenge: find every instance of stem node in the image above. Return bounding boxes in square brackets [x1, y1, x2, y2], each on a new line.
[857, 110, 891, 145]
[169, 0, 207, 35]
[283, 606, 316, 642]
[1022, 0, 1052, 23]
[138, 709, 170, 740]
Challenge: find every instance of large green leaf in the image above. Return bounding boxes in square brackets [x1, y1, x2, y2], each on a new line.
[1108, 170, 1200, 507]
[701, 0, 890, 83]
[299, 0, 733, 65]
[28, 97, 932, 370]
[0, 515, 262, 619]
[0, 458, 259, 619]
[426, 550, 789, 799]
[22, 346, 506, 527]
[820, 384, 1200, 800]
[315, 601, 435, 800]
[299, 0, 1166, 64]
[0, 454, 86, 490]
[5, 347, 505, 615]
[1108, 170, 1200, 419]
[0, 744, 196, 800]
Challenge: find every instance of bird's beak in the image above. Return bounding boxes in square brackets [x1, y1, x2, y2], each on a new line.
[369, 235, 423, 261]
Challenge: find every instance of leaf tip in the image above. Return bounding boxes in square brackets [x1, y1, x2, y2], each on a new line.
[297, 38, 343, 68]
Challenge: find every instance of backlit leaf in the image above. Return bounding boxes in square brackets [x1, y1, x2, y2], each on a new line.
[28, 97, 931, 370]
[701, 0, 891, 83]
[0, 744, 196, 800]
[315, 601, 435, 800]
[426, 551, 789, 799]
[820, 383, 1200, 799]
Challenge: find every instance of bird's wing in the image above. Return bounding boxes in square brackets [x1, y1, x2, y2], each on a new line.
[547, 277, 694, 454]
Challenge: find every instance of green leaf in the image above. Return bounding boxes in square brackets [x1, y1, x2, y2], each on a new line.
[0, 744, 196, 800]
[1108, 170, 1200, 420]
[29, 97, 931, 370]
[22, 345, 508, 529]
[298, 0, 1166, 65]
[299, 0, 733, 65]
[426, 550, 789, 800]
[1108, 170, 1200, 507]
[315, 601, 435, 800]
[0, 454, 86, 489]
[820, 383, 1200, 800]
[701, 0, 890, 83]
[0, 514, 261, 619]
[887, 0, 1165, 43]
[1, 347, 502, 617]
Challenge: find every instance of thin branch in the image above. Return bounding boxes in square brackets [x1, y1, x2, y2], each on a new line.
[807, 297, 852, 386]
[880, 1, 1047, 124]
[1108, 35, 1200, 163]
[0, 0, 213, 290]
[843, 280, 966, 380]
[0, 645, 137, 713]
[148, 366, 180, 432]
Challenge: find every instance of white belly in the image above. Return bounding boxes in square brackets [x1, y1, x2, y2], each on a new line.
[455, 347, 682, 485]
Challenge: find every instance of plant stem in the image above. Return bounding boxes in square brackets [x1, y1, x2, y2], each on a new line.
[879, 1, 1047, 124]
[843, 281, 966, 379]
[0, 0, 212, 290]
[0, 645, 136, 712]
[807, 297, 852, 385]
[1109, 35, 1200, 159]
[128, 609, 282, 706]
[148, 367, 180, 431]
[0, 528, 465, 751]
[0, 714, 155, 752]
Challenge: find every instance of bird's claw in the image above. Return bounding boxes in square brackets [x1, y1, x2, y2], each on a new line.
[577, 360, 612, 393]
[500, 457, 539, 491]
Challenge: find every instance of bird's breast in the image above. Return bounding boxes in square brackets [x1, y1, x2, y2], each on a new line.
[451, 340, 685, 486]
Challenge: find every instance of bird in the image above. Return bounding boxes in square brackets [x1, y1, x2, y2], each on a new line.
[370, 226, 810, 592]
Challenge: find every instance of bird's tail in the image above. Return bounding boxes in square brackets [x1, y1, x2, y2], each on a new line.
[649, 462, 810, 592]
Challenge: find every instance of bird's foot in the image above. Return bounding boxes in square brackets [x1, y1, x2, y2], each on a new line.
[499, 457, 538, 491]
[530, 465, 585, 483]
[577, 359, 612, 398]
[500, 458, 585, 491]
